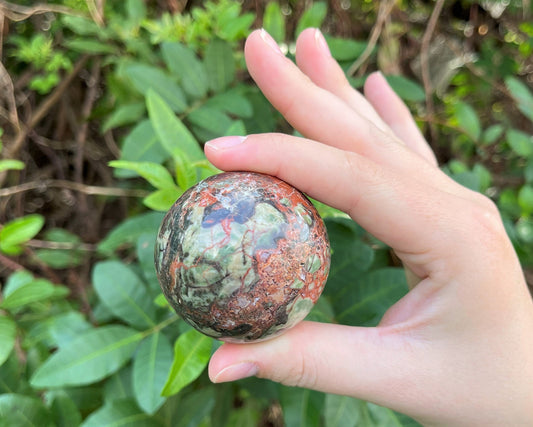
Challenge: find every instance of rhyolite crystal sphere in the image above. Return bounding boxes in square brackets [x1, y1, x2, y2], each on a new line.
[154, 171, 330, 343]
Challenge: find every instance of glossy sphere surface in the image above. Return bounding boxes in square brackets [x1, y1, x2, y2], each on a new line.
[155, 172, 330, 342]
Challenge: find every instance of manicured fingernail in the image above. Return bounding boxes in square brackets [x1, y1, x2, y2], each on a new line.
[205, 136, 247, 151]
[212, 362, 259, 383]
[314, 28, 331, 57]
[260, 28, 283, 55]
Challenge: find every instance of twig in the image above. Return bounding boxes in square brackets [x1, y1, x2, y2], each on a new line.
[74, 58, 101, 216]
[26, 239, 97, 251]
[86, 0, 104, 27]
[347, 0, 397, 77]
[0, 252, 24, 272]
[0, 1, 86, 21]
[0, 60, 20, 133]
[0, 179, 150, 198]
[420, 0, 445, 147]
[0, 56, 89, 186]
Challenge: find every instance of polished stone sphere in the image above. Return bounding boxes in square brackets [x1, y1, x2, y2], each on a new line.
[154, 172, 330, 342]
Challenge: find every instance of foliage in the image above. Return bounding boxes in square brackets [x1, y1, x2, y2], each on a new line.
[0, 1, 532, 426]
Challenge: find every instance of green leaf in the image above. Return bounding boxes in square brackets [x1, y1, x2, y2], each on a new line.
[46, 390, 83, 427]
[482, 124, 504, 145]
[25, 311, 92, 349]
[30, 326, 142, 388]
[0, 315, 16, 367]
[263, 2, 285, 42]
[126, 0, 146, 26]
[204, 39, 235, 93]
[143, 187, 182, 212]
[109, 160, 177, 190]
[65, 39, 116, 54]
[0, 159, 25, 172]
[124, 63, 187, 113]
[205, 89, 253, 118]
[325, 394, 361, 427]
[516, 218, 533, 244]
[93, 261, 156, 329]
[454, 101, 481, 141]
[219, 13, 255, 40]
[472, 163, 492, 193]
[162, 42, 208, 99]
[102, 103, 145, 132]
[279, 386, 324, 427]
[97, 211, 164, 255]
[324, 219, 374, 296]
[173, 149, 199, 190]
[326, 37, 367, 61]
[335, 268, 408, 326]
[161, 329, 212, 396]
[0, 278, 68, 310]
[0, 393, 54, 426]
[175, 387, 216, 427]
[0, 214, 44, 254]
[385, 75, 426, 102]
[224, 120, 247, 136]
[518, 185, 533, 215]
[295, 2, 328, 37]
[103, 365, 134, 403]
[2, 270, 33, 297]
[146, 89, 204, 162]
[81, 398, 161, 427]
[507, 128, 533, 158]
[133, 333, 173, 414]
[116, 120, 169, 178]
[188, 106, 233, 137]
[136, 233, 159, 291]
[505, 76, 533, 122]
[366, 402, 421, 426]
[60, 15, 101, 36]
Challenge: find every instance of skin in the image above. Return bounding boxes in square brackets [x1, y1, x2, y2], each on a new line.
[203, 28, 533, 426]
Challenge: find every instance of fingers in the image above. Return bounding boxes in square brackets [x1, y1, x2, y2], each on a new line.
[208, 321, 435, 422]
[205, 133, 465, 272]
[207, 320, 442, 423]
[294, 28, 389, 132]
[364, 72, 438, 166]
[246, 29, 387, 156]
[245, 30, 464, 198]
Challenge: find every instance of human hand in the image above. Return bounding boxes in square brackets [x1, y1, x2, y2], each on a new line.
[203, 29, 533, 426]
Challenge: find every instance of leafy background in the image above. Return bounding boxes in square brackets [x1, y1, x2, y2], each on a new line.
[0, 0, 532, 425]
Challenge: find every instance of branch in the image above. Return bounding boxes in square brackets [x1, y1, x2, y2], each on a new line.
[0, 56, 89, 186]
[0, 0, 86, 21]
[0, 179, 150, 198]
[420, 0, 445, 146]
[347, 0, 397, 77]
[26, 239, 97, 252]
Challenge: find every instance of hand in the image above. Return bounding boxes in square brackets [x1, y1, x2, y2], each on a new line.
[204, 29, 533, 426]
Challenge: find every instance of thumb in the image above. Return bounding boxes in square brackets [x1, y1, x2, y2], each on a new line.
[209, 321, 422, 415]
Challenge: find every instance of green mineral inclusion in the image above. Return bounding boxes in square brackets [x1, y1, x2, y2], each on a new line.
[178, 202, 288, 303]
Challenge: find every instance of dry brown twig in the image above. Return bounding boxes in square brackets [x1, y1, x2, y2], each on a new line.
[0, 179, 150, 198]
[0, 0, 86, 21]
[0, 55, 89, 187]
[347, 0, 397, 77]
[420, 0, 446, 147]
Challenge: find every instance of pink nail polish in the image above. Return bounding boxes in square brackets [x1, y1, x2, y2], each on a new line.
[260, 28, 284, 55]
[212, 362, 259, 383]
[314, 28, 331, 57]
[205, 136, 247, 151]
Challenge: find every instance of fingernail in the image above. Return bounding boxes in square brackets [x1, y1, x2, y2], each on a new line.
[260, 28, 283, 55]
[314, 28, 331, 57]
[205, 136, 247, 151]
[212, 362, 259, 383]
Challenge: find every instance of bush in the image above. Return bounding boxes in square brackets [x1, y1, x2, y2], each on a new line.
[0, 1, 531, 425]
